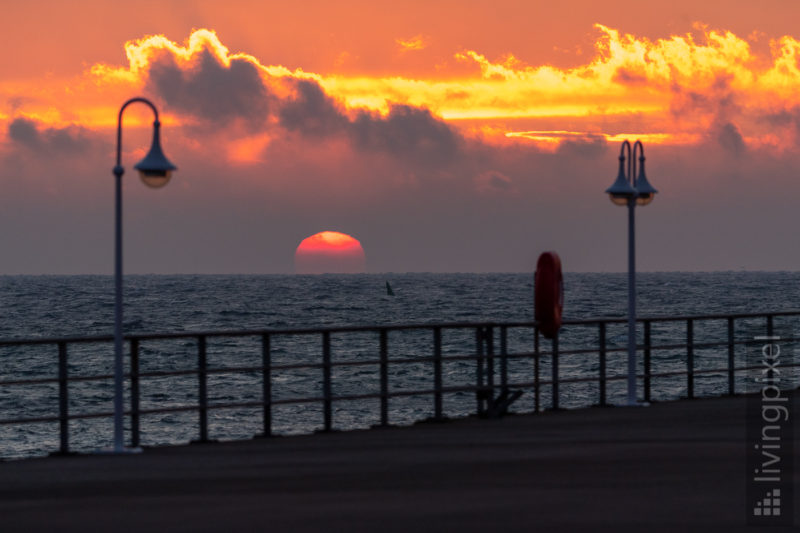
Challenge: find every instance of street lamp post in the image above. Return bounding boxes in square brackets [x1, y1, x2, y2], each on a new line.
[111, 97, 176, 452]
[605, 140, 657, 406]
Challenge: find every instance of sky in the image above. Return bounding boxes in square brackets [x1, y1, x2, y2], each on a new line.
[3, 0, 800, 273]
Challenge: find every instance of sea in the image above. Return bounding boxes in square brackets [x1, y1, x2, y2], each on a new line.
[1, 271, 799, 459]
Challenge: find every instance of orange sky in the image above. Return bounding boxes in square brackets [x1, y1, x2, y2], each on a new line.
[5, 1, 800, 152]
[2, 1, 800, 273]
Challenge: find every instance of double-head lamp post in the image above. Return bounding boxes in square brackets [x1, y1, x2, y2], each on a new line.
[111, 97, 176, 452]
[605, 140, 657, 406]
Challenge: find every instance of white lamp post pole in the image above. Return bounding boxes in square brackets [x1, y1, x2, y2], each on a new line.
[606, 140, 657, 406]
[111, 97, 176, 452]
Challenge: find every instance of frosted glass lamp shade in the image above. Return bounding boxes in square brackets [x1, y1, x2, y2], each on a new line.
[133, 120, 176, 189]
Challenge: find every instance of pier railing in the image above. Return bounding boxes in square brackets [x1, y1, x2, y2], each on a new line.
[1, 311, 799, 458]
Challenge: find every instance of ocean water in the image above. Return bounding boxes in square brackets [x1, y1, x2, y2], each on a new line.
[1, 271, 799, 459]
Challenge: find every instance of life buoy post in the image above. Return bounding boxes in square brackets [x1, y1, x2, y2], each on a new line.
[534, 252, 564, 340]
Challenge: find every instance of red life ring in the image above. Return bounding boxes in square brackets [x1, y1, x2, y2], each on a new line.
[535, 252, 563, 339]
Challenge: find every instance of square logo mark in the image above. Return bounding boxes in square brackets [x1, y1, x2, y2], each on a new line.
[753, 489, 781, 517]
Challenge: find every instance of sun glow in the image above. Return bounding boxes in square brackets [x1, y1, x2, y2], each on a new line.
[505, 130, 703, 149]
[226, 134, 272, 163]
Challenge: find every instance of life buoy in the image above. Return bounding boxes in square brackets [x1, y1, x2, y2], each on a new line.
[534, 252, 563, 340]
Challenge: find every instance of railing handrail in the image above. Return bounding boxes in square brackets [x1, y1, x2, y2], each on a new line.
[0, 309, 799, 347]
[2, 309, 798, 459]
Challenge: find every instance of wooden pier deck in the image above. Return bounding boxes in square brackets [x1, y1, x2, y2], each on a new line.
[1, 393, 797, 531]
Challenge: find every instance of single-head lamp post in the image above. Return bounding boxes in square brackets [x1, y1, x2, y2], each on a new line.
[605, 140, 656, 406]
[110, 97, 176, 453]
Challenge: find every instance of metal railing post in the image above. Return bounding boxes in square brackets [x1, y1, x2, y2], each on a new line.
[322, 331, 332, 431]
[500, 326, 508, 394]
[130, 338, 140, 448]
[598, 322, 607, 406]
[379, 329, 389, 426]
[486, 325, 495, 407]
[197, 335, 209, 442]
[475, 327, 485, 415]
[534, 326, 540, 413]
[57, 342, 69, 455]
[643, 320, 651, 403]
[261, 333, 272, 437]
[727, 317, 735, 395]
[552, 333, 560, 410]
[433, 327, 442, 420]
[686, 319, 694, 399]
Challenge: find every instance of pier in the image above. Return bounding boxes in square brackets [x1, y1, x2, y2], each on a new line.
[1, 392, 797, 531]
[1, 312, 798, 529]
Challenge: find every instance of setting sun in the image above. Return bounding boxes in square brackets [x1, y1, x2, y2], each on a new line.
[294, 231, 366, 274]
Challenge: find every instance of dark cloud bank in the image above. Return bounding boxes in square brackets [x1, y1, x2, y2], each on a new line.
[8, 117, 94, 155]
[146, 50, 464, 170]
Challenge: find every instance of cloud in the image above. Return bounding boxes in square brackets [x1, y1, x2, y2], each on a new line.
[7, 117, 94, 155]
[103, 32, 465, 170]
[760, 106, 800, 147]
[714, 121, 746, 155]
[612, 67, 648, 86]
[475, 170, 515, 194]
[147, 48, 271, 129]
[85, 26, 800, 155]
[348, 105, 460, 166]
[396, 35, 428, 52]
[271, 78, 463, 168]
[278, 79, 349, 138]
[555, 135, 608, 158]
